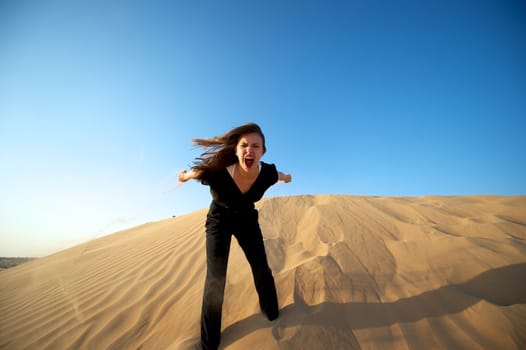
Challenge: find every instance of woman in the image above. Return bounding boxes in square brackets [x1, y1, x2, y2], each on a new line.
[178, 123, 292, 350]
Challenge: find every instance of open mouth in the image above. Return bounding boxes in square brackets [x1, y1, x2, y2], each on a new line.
[245, 156, 255, 168]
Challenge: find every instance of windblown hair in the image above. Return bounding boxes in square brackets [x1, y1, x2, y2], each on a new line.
[191, 123, 267, 180]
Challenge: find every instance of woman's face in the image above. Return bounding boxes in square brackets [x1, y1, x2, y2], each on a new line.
[236, 132, 264, 172]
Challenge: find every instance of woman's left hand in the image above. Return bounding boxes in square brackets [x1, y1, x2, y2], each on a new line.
[278, 172, 292, 183]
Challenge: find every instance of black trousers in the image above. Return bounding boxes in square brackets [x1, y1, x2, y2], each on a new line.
[201, 202, 279, 350]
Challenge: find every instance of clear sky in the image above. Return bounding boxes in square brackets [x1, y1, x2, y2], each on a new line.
[1, 0, 525, 257]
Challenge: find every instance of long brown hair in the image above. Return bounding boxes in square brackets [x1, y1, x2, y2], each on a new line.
[191, 123, 267, 180]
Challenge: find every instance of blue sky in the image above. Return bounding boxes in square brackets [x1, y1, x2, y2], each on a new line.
[1, 0, 525, 256]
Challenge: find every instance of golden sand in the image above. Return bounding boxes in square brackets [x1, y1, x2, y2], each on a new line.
[1, 195, 525, 349]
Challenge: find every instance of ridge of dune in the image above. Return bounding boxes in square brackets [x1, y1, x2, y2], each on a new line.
[1, 195, 525, 349]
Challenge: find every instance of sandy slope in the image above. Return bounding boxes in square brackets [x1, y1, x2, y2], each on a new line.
[1, 195, 525, 349]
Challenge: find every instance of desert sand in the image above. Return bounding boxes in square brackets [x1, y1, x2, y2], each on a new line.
[1, 195, 525, 349]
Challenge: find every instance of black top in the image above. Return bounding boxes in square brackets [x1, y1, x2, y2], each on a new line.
[201, 161, 278, 211]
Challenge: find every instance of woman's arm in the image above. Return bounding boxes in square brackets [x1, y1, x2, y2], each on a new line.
[278, 171, 292, 183]
[178, 169, 199, 183]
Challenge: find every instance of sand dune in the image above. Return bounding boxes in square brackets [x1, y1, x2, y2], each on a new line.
[1, 195, 525, 349]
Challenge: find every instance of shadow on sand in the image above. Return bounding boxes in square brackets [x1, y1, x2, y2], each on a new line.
[220, 263, 526, 348]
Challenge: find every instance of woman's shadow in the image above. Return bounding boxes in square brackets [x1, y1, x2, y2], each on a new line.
[220, 263, 526, 347]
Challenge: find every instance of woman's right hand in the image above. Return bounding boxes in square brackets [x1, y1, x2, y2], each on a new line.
[178, 169, 189, 182]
